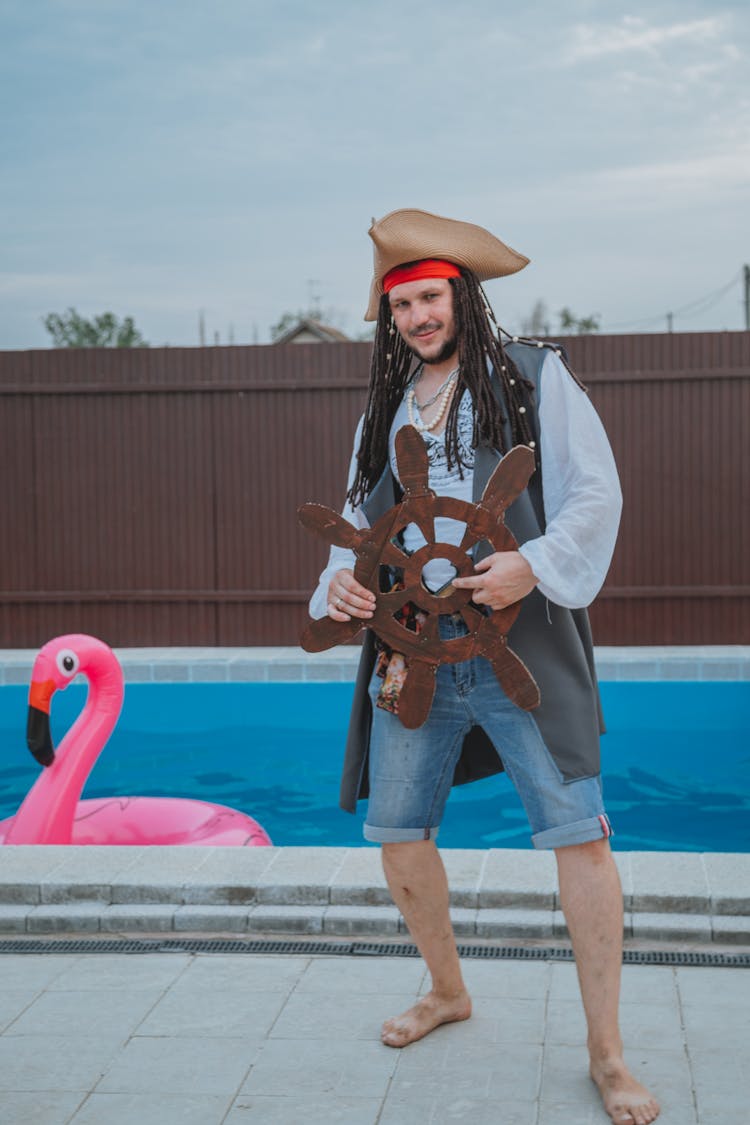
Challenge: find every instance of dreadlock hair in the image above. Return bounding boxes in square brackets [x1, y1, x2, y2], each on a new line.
[347, 265, 536, 507]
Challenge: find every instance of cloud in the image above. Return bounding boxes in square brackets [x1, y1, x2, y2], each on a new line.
[565, 15, 727, 63]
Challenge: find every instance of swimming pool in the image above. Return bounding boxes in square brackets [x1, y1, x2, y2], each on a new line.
[0, 680, 747, 852]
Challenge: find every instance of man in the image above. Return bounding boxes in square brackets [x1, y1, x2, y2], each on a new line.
[309, 208, 660, 1125]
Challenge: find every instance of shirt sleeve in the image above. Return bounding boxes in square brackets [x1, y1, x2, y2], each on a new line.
[517, 350, 622, 609]
[308, 415, 370, 620]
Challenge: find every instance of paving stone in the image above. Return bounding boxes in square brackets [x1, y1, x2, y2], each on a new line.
[173, 905, 250, 932]
[248, 904, 325, 933]
[631, 911, 712, 943]
[0, 954, 82, 992]
[710, 914, 750, 943]
[323, 905, 399, 935]
[390, 1037, 543, 1101]
[0, 1033, 124, 1092]
[629, 851, 710, 913]
[687, 1047, 749, 1122]
[675, 965, 750, 1008]
[475, 907, 553, 939]
[182, 846, 279, 905]
[441, 848, 487, 908]
[27, 904, 103, 934]
[269, 989, 412, 1041]
[681, 1000, 750, 1051]
[611, 849, 633, 909]
[136, 986, 287, 1038]
[478, 849, 557, 909]
[39, 846, 149, 903]
[100, 904, 176, 932]
[0, 903, 32, 932]
[0, 1091, 86, 1125]
[255, 847, 348, 905]
[97, 1034, 260, 1095]
[558, 908, 631, 939]
[0, 989, 44, 1033]
[617, 964, 680, 1005]
[5, 987, 164, 1040]
[69, 1092, 231, 1125]
[0, 846, 71, 903]
[329, 848, 391, 906]
[171, 954, 309, 993]
[297, 955, 426, 996]
[546, 997, 686, 1050]
[380, 1095, 536, 1125]
[447, 906, 478, 936]
[241, 1037, 397, 1099]
[455, 958, 552, 1000]
[703, 852, 750, 915]
[453, 995, 547, 1045]
[47, 953, 190, 992]
[226, 1094, 382, 1124]
[109, 847, 213, 904]
[538, 1099, 696, 1125]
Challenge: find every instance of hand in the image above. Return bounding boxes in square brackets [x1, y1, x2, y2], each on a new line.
[452, 551, 538, 611]
[327, 568, 376, 621]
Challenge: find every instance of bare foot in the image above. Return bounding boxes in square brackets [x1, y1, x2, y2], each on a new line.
[590, 1056, 661, 1124]
[381, 988, 472, 1047]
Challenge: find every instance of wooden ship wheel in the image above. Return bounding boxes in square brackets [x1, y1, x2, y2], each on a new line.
[299, 425, 540, 729]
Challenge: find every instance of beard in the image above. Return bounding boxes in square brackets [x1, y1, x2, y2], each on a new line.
[411, 333, 459, 366]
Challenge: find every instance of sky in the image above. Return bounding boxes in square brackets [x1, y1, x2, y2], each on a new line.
[2, 0, 749, 348]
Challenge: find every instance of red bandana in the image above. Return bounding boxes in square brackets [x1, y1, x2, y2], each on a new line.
[382, 258, 462, 293]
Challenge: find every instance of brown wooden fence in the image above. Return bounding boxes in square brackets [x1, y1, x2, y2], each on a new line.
[1, 332, 747, 647]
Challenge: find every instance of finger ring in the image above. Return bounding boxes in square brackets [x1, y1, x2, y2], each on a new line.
[336, 597, 344, 608]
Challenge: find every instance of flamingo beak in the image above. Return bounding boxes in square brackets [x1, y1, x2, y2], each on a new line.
[27, 679, 56, 767]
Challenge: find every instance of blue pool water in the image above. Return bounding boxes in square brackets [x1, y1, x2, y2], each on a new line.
[0, 681, 748, 851]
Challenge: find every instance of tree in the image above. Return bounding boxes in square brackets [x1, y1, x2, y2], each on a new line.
[558, 307, 600, 335]
[43, 308, 149, 348]
[520, 299, 550, 337]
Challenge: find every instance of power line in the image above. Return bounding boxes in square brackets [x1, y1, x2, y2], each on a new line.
[602, 269, 742, 331]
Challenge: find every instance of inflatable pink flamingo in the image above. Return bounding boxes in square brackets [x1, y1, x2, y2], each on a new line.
[0, 634, 271, 846]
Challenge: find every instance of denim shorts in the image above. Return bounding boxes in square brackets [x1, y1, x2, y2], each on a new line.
[364, 613, 613, 850]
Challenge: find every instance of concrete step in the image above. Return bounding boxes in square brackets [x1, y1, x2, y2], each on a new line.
[0, 846, 748, 943]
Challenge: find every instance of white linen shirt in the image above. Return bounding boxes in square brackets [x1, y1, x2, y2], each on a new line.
[308, 350, 622, 619]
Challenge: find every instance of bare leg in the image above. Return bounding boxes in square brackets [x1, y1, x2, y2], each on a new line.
[379, 839, 471, 1047]
[556, 839, 660, 1125]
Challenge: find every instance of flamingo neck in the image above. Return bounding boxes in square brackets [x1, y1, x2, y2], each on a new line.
[6, 659, 124, 845]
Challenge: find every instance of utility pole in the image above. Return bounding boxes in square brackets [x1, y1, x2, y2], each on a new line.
[666, 312, 673, 333]
[744, 264, 750, 331]
[199, 310, 205, 347]
[307, 279, 321, 318]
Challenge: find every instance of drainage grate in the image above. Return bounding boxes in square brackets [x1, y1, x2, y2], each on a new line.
[0, 937, 747, 967]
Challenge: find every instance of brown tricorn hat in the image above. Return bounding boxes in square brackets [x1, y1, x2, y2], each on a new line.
[364, 207, 530, 321]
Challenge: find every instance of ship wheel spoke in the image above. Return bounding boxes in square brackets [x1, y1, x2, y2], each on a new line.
[397, 661, 437, 729]
[297, 503, 362, 550]
[301, 617, 362, 653]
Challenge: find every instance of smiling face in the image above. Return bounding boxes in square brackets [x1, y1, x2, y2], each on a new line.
[387, 276, 458, 366]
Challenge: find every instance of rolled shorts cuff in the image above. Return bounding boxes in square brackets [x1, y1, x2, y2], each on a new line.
[532, 813, 614, 851]
[363, 824, 440, 844]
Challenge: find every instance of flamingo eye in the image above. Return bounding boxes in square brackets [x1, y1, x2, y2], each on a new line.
[56, 649, 79, 677]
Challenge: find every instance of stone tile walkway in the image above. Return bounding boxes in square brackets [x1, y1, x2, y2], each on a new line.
[1, 846, 748, 945]
[0, 948, 746, 1124]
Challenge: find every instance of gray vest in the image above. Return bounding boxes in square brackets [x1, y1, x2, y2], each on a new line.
[338, 341, 605, 813]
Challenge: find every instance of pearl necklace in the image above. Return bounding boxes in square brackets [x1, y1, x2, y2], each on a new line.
[406, 368, 458, 433]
